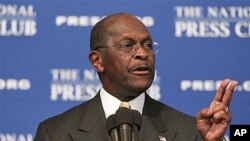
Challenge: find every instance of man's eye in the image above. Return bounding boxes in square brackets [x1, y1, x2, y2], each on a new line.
[121, 42, 135, 48]
[143, 42, 153, 49]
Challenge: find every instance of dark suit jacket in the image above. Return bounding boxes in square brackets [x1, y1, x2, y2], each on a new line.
[34, 93, 202, 141]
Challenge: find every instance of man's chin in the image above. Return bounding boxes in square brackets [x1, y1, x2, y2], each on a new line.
[132, 83, 151, 93]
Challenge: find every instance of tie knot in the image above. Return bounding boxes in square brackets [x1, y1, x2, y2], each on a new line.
[119, 102, 131, 109]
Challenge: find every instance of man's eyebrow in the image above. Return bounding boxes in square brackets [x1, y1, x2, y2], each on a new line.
[120, 35, 152, 42]
[141, 36, 153, 42]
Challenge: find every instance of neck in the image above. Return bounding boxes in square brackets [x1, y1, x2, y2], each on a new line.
[115, 95, 138, 102]
[102, 86, 145, 102]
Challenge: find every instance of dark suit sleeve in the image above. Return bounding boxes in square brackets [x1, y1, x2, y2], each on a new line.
[195, 132, 202, 141]
[34, 123, 51, 141]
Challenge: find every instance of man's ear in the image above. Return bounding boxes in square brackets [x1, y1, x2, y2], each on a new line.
[89, 51, 104, 73]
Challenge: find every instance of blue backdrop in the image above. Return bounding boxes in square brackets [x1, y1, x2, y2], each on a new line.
[1, 0, 250, 140]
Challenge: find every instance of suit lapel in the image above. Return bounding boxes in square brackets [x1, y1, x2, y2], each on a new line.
[69, 93, 111, 141]
[140, 94, 177, 141]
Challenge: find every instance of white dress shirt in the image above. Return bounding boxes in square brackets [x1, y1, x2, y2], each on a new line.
[100, 88, 145, 118]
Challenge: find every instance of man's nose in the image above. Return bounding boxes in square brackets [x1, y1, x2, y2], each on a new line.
[133, 45, 148, 59]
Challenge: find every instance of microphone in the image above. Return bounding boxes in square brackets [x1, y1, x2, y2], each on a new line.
[131, 110, 142, 141]
[106, 114, 120, 141]
[115, 107, 133, 141]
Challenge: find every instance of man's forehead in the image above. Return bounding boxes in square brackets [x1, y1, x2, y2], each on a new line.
[106, 26, 150, 43]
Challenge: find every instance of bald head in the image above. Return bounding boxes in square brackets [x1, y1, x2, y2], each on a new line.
[90, 13, 148, 51]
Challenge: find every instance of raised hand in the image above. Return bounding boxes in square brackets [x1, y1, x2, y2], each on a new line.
[197, 79, 238, 141]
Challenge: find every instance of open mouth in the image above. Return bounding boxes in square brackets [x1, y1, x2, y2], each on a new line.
[131, 65, 151, 75]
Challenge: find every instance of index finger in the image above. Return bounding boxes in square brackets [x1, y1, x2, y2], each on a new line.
[214, 79, 231, 102]
[222, 80, 238, 106]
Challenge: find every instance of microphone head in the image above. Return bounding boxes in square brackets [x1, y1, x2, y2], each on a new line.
[106, 114, 116, 134]
[132, 110, 142, 129]
[115, 107, 133, 126]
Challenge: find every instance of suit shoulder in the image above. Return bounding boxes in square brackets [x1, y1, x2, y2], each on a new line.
[39, 99, 92, 130]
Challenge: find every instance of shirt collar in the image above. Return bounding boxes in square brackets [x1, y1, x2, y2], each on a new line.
[100, 88, 145, 118]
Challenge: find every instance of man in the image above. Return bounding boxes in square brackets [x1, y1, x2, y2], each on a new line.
[34, 13, 238, 141]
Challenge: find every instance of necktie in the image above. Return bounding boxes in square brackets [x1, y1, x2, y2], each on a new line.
[119, 102, 131, 109]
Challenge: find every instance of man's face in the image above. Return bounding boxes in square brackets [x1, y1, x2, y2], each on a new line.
[99, 16, 155, 99]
